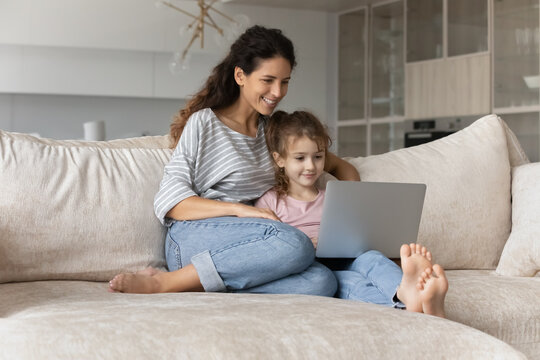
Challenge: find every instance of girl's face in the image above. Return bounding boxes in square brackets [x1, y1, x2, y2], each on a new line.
[235, 56, 292, 116]
[273, 135, 326, 193]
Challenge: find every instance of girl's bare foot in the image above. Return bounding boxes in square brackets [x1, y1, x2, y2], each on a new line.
[417, 264, 448, 318]
[397, 243, 433, 313]
[109, 273, 162, 294]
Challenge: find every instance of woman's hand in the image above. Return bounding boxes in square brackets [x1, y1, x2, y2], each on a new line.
[310, 237, 318, 249]
[234, 203, 281, 221]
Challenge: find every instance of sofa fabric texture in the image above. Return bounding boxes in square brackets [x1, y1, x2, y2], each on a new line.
[0, 131, 172, 283]
[0, 281, 527, 360]
[496, 162, 540, 277]
[445, 270, 540, 357]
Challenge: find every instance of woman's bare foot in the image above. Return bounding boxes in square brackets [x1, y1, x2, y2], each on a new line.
[109, 264, 204, 294]
[396, 243, 433, 313]
[136, 267, 163, 277]
[109, 273, 162, 294]
[417, 264, 448, 318]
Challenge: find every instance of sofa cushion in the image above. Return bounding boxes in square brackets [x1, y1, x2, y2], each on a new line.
[0, 130, 172, 283]
[445, 270, 540, 359]
[345, 115, 523, 269]
[0, 281, 527, 359]
[500, 118, 530, 168]
[496, 162, 540, 276]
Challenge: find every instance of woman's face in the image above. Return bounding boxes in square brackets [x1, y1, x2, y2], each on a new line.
[235, 56, 292, 116]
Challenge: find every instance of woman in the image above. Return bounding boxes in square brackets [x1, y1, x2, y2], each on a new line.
[109, 25, 359, 295]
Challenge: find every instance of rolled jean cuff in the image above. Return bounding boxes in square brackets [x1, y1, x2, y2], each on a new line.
[191, 250, 227, 292]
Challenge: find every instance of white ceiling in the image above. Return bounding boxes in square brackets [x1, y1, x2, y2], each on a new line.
[222, 0, 372, 13]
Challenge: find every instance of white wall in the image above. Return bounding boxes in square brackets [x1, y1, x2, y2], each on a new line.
[0, 94, 12, 130]
[0, 93, 183, 140]
[0, 0, 330, 139]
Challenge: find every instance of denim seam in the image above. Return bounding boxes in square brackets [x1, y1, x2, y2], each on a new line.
[179, 220, 281, 230]
[365, 273, 389, 301]
[368, 275, 403, 308]
[167, 234, 182, 270]
[210, 234, 277, 257]
[348, 276, 390, 304]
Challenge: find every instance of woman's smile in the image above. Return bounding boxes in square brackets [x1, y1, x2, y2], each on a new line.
[237, 56, 291, 116]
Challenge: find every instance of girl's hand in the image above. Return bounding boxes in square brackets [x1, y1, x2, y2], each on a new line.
[310, 237, 318, 249]
[234, 204, 280, 221]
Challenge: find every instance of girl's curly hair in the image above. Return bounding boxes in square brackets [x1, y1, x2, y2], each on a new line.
[265, 110, 331, 198]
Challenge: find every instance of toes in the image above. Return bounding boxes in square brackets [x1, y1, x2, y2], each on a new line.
[426, 251, 432, 261]
[433, 264, 446, 279]
[109, 280, 117, 291]
[400, 244, 412, 259]
[109, 275, 125, 292]
[419, 269, 430, 283]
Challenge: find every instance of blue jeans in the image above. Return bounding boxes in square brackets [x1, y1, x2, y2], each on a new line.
[329, 250, 404, 308]
[165, 217, 337, 296]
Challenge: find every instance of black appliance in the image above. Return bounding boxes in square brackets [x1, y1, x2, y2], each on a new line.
[404, 119, 456, 147]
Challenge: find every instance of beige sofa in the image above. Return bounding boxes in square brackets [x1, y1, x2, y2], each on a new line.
[1, 114, 539, 359]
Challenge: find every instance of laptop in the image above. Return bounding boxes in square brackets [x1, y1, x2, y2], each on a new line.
[315, 181, 426, 259]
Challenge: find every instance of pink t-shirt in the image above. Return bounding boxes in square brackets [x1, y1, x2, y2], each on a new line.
[255, 189, 325, 239]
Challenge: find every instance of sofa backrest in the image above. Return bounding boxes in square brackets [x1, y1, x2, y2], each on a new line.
[0, 131, 172, 283]
[0, 114, 530, 283]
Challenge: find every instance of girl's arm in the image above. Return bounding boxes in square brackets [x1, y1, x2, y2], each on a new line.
[325, 152, 360, 181]
[166, 196, 279, 221]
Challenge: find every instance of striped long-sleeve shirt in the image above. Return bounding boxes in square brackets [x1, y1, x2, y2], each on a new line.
[154, 108, 275, 225]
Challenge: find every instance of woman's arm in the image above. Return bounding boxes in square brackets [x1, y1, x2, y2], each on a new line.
[324, 152, 360, 181]
[166, 196, 279, 221]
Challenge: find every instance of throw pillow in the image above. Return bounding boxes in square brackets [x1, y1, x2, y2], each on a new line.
[496, 162, 540, 276]
[0, 130, 172, 283]
[345, 114, 518, 269]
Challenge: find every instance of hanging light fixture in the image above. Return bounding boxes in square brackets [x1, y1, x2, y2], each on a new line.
[155, 0, 250, 74]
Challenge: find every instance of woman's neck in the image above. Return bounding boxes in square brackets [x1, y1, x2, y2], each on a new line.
[217, 101, 259, 137]
[287, 184, 319, 202]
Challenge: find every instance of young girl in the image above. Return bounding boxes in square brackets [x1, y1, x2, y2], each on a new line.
[256, 110, 448, 317]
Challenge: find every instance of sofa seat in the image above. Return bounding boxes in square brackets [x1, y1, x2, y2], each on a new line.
[0, 280, 526, 359]
[445, 270, 540, 359]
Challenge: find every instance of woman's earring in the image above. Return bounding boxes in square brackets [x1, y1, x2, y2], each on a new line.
[280, 167, 285, 173]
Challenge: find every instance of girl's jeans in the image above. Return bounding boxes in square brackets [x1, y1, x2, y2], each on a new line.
[166, 217, 337, 296]
[328, 250, 405, 308]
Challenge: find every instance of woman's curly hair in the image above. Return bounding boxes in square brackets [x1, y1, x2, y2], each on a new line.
[169, 25, 296, 148]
